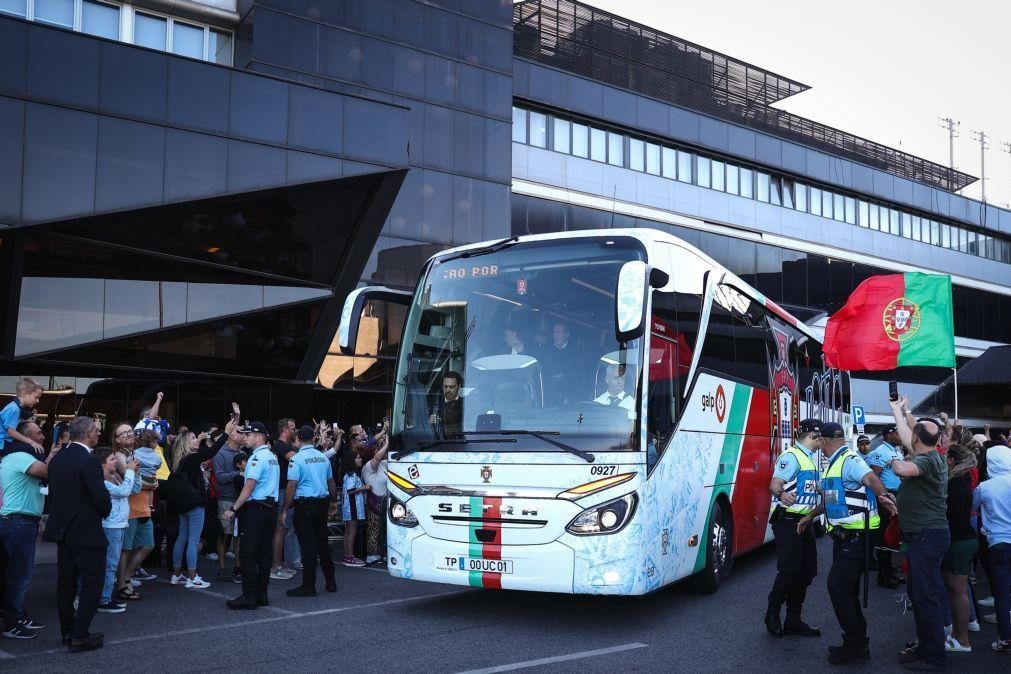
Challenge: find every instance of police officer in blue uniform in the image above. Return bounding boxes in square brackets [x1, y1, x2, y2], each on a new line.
[282, 425, 338, 597]
[224, 422, 280, 610]
[798, 422, 897, 665]
[765, 418, 823, 638]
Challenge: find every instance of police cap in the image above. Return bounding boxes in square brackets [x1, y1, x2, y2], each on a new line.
[856, 434, 870, 444]
[239, 421, 269, 435]
[820, 422, 845, 439]
[882, 424, 898, 437]
[797, 418, 822, 436]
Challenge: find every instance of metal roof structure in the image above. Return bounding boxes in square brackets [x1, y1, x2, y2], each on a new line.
[514, 0, 978, 193]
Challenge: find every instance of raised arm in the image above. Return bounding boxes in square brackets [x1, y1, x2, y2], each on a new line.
[889, 395, 914, 451]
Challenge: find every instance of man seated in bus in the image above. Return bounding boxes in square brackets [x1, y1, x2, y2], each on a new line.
[542, 322, 582, 405]
[429, 371, 464, 438]
[501, 327, 527, 356]
[593, 364, 634, 413]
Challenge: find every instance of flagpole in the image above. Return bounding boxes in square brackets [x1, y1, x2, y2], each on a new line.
[952, 366, 959, 422]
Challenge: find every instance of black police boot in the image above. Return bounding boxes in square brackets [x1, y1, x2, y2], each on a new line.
[256, 593, 269, 607]
[286, 585, 317, 597]
[226, 594, 257, 610]
[764, 610, 783, 637]
[783, 617, 822, 637]
[828, 634, 870, 664]
[324, 577, 337, 593]
[878, 573, 901, 589]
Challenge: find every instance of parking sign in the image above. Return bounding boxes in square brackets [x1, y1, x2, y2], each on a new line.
[852, 405, 865, 434]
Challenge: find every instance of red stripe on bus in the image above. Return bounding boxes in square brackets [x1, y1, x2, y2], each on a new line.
[481, 497, 503, 589]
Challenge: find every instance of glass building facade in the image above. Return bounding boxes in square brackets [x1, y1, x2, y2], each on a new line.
[1, 0, 1008, 428]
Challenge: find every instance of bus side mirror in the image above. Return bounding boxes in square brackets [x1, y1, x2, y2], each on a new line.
[615, 262, 666, 343]
[337, 286, 412, 355]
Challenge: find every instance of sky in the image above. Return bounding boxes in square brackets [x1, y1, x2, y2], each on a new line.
[585, 0, 1011, 207]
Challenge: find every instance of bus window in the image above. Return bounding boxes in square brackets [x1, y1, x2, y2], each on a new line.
[647, 290, 694, 468]
[722, 285, 770, 389]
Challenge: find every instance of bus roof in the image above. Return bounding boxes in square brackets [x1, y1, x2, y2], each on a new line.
[428, 228, 820, 343]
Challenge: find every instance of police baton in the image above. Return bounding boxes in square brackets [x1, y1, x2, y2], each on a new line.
[862, 509, 869, 609]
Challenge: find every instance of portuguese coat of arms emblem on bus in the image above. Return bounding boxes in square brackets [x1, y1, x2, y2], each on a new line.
[480, 466, 492, 483]
[882, 297, 921, 342]
[769, 326, 798, 461]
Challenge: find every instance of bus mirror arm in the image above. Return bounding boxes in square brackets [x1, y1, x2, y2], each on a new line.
[649, 268, 669, 289]
[337, 286, 412, 355]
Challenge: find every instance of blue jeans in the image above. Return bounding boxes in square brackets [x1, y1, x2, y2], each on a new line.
[0, 517, 39, 628]
[989, 543, 1011, 641]
[172, 507, 205, 572]
[907, 528, 951, 666]
[102, 527, 126, 604]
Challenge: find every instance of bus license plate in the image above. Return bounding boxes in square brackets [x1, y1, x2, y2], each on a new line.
[439, 556, 513, 574]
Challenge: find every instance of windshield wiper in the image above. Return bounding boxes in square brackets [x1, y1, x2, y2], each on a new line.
[439, 236, 518, 264]
[392, 437, 516, 461]
[464, 430, 594, 463]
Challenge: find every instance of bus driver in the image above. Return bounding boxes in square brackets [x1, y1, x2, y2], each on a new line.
[593, 365, 634, 413]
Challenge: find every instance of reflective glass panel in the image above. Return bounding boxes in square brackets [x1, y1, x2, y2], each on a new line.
[726, 164, 739, 195]
[646, 142, 660, 175]
[552, 118, 570, 154]
[661, 147, 676, 179]
[795, 182, 806, 210]
[82, 1, 120, 39]
[528, 111, 546, 148]
[209, 29, 232, 65]
[823, 191, 833, 218]
[858, 200, 868, 227]
[869, 204, 879, 230]
[930, 220, 940, 245]
[511, 106, 526, 143]
[590, 127, 606, 162]
[711, 160, 724, 191]
[889, 209, 900, 235]
[34, 0, 73, 27]
[809, 187, 822, 216]
[607, 132, 623, 166]
[172, 21, 204, 59]
[769, 176, 781, 205]
[736, 167, 752, 199]
[941, 223, 951, 247]
[911, 216, 922, 241]
[677, 150, 693, 183]
[844, 197, 856, 224]
[0, 1, 27, 18]
[833, 193, 845, 222]
[135, 12, 167, 50]
[756, 171, 769, 202]
[901, 212, 912, 238]
[572, 122, 588, 158]
[629, 138, 644, 172]
[782, 180, 793, 209]
[696, 156, 711, 188]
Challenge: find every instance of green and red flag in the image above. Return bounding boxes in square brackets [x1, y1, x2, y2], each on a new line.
[824, 272, 955, 370]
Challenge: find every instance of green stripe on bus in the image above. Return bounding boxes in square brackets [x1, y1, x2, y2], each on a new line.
[692, 384, 751, 574]
[468, 496, 483, 587]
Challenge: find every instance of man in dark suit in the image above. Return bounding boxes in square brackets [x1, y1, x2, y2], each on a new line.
[429, 371, 464, 438]
[43, 416, 111, 653]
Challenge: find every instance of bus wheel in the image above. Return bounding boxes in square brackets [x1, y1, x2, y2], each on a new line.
[694, 501, 733, 594]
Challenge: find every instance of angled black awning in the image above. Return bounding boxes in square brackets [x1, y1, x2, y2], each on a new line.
[952, 345, 1011, 386]
[912, 345, 1011, 421]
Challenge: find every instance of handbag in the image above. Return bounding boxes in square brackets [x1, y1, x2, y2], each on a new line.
[163, 471, 203, 513]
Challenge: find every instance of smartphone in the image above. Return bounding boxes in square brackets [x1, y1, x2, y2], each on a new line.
[332, 422, 340, 432]
[888, 381, 899, 401]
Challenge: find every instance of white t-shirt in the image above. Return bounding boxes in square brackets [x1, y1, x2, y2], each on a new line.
[362, 459, 388, 498]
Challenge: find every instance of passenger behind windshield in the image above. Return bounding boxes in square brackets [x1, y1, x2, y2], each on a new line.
[540, 321, 585, 406]
[429, 371, 464, 438]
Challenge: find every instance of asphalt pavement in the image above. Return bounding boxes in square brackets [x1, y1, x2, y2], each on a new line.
[0, 537, 1004, 672]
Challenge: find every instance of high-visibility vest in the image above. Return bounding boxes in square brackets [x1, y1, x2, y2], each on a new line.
[821, 449, 879, 530]
[780, 445, 819, 515]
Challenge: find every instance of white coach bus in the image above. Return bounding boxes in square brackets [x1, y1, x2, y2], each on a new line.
[337, 229, 847, 594]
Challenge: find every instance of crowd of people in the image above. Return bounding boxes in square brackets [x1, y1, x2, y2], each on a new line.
[0, 379, 390, 652]
[767, 392, 1011, 670]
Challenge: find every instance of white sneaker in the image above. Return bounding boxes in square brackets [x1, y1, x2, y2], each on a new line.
[944, 624, 952, 636]
[945, 635, 971, 653]
[130, 578, 142, 587]
[983, 612, 997, 624]
[185, 576, 210, 589]
[366, 555, 382, 564]
[207, 553, 219, 561]
[978, 596, 995, 608]
[968, 619, 980, 632]
[225, 551, 235, 559]
[270, 568, 293, 580]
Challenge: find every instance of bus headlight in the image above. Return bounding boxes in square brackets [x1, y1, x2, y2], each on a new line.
[566, 493, 638, 536]
[388, 497, 418, 527]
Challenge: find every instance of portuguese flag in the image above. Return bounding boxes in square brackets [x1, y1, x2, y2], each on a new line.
[824, 273, 955, 370]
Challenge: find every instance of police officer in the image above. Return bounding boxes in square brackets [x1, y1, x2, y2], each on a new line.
[224, 422, 279, 610]
[863, 426, 904, 588]
[765, 418, 823, 638]
[282, 425, 338, 597]
[798, 422, 896, 665]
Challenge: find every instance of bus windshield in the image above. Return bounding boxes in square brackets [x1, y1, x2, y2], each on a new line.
[394, 237, 645, 455]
